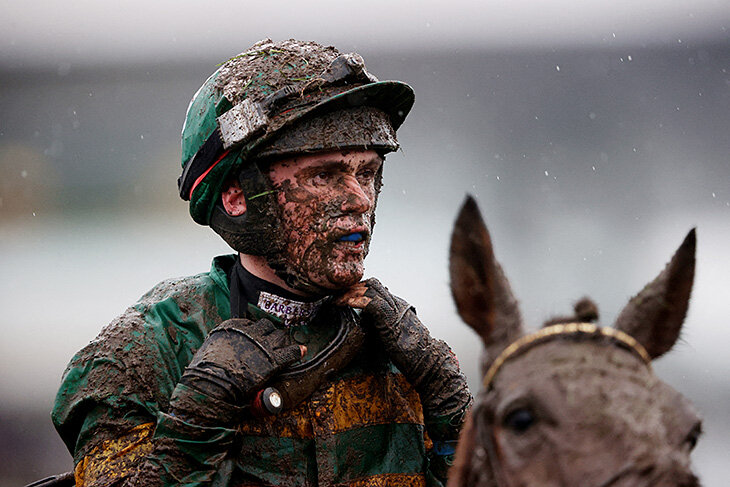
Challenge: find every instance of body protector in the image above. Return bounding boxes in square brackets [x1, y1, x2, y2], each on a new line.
[178, 39, 415, 256]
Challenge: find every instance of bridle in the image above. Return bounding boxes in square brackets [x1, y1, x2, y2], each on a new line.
[475, 322, 653, 487]
[483, 322, 652, 389]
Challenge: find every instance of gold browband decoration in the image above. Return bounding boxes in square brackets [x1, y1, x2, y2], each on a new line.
[482, 322, 652, 388]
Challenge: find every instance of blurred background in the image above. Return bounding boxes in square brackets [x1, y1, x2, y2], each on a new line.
[1, 1, 728, 484]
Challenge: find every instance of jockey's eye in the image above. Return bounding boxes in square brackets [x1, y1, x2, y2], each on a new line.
[312, 170, 332, 186]
[356, 168, 376, 183]
[503, 407, 535, 434]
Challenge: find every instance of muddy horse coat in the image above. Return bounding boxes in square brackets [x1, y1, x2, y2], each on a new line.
[447, 196, 701, 487]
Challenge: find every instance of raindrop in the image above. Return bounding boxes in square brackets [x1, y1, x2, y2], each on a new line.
[402, 189, 406, 195]
[592, 166, 596, 171]
[712, 192, 716, 198]
[32, 212, 36, 217]
[21, 170, 28, 178]
[589, 112, 596, 120]
[496, 176, 500, 181]
[544, 170, 549, 176]
[556, 65, 560, 71]
[627, 55, 633, 61]
[140, 134, 144, 140]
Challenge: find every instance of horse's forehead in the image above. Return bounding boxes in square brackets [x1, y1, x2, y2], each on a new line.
[496, 339, 653, 385]
[493, 341, 677, 422]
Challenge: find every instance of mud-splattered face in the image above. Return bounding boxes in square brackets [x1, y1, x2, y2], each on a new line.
[266, 149, 383, 293]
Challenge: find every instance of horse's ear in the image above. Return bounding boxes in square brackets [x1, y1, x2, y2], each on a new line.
[614, 229, 696, 359]
[449, 195, 524, 360]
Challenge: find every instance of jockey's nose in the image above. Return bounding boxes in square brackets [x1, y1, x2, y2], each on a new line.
[340, 175, 372, 214]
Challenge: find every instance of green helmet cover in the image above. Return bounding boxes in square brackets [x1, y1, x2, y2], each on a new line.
[179, 39, 415, 253]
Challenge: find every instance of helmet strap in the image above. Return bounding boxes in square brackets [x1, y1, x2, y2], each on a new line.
[209, 157, 283, 257]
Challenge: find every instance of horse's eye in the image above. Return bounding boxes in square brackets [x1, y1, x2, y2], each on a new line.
[684, 422, 702, 451]
[503, 407, 535, 433]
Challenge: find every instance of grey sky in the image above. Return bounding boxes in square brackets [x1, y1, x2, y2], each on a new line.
[2, 0, 729, 67]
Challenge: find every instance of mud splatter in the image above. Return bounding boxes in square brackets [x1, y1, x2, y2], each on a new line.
[262, 149, 383, 295]
[447, 196, 701, 487]
[215, 39, 339, 106]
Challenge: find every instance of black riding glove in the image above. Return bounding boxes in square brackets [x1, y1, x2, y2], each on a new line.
[357, 278, 472, 438]
[169, 318, 302, 426]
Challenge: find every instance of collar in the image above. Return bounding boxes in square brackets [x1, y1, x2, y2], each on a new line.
[229, 258, 327, 327]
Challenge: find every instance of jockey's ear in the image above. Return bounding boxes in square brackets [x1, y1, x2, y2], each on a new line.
[449, 195, 524, 371]
[614, 229, 696, 359]
[221, 178, 247, 216]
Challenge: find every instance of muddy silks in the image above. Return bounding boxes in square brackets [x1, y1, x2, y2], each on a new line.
[53, 255, 451, 487]
[229, 259, 368, 415]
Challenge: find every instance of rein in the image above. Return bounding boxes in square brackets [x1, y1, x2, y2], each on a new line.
[482, 322, 652, 389]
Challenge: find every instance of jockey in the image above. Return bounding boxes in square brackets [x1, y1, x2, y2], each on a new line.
[52, 39, 472, 487]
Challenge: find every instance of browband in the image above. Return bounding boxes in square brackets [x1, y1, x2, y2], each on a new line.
[483, 322, 652, 388]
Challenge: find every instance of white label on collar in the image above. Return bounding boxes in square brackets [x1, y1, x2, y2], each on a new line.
[257, 291, 325, 327]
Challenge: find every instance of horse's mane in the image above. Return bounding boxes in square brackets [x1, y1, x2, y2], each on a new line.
[542, 297, 599, 328]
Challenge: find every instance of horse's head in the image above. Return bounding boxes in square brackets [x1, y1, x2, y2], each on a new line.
[448, 196, 701, 487]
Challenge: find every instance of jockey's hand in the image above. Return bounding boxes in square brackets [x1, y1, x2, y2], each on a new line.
[169, 318, 304, 425]
[339, 278, 472, 474]
[338, 278, 471, 434]
[337, 278, 415, 352]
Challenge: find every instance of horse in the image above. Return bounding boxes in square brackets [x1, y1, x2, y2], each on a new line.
[447, 196, 701, 487]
